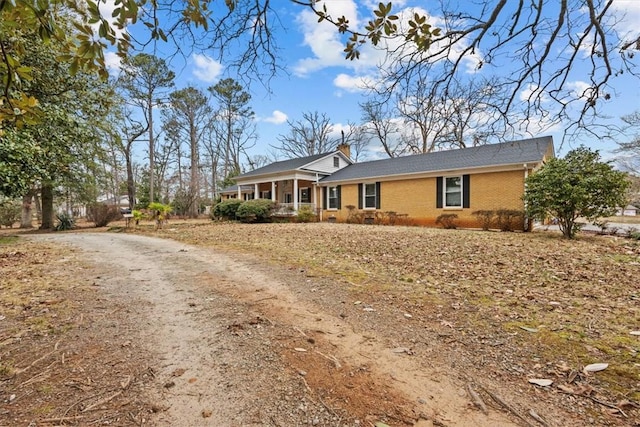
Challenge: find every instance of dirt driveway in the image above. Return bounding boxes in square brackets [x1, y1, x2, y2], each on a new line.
[3, 231, 522, 426]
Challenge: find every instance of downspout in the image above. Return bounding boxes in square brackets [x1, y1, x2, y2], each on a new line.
[523, 164, 529, 231]
[315, 173, 322, 221]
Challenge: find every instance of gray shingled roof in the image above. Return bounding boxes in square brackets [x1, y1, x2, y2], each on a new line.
[237, 152, 331, 179]
[218, 184, 253, 194]
[321, 136, 554, 183]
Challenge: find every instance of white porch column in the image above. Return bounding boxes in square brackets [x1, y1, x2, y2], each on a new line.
[237, 186, 241, 199]
[271, 181, 276, 201]
[254, 183, 259, 199]
[293, 178, 299, 211]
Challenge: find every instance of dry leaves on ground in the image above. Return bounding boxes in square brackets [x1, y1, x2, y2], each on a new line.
[142, 221, 640, 424]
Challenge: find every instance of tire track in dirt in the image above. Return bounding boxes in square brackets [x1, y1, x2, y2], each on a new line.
[31, 232, 519, 426]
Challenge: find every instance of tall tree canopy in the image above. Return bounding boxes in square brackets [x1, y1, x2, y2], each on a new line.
[3, 1, 638, 146]
[319, 1, 640, 140]
[0, 22, 113, 228]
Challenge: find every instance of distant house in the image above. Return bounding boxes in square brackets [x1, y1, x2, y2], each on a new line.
[617, 205, 638, 216]
[232, 136, 555, 230]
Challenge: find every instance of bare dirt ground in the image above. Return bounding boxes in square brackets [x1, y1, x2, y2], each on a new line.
[1, 221, 639, 426]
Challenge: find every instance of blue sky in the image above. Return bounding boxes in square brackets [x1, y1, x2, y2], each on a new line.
[102, 0, 640, 163]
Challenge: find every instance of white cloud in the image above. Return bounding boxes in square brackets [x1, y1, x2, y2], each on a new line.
[104, 51, 121, 74]
[94, 0, 128, 41]
[333, 73, 374, 93]
[262, 110, 288, 124]
[519, 83, 550, 103]
[292, 0, 385, 76]
[566, 80, 595, 100]
[611, 0, 640, 39]
[192, 54, 224, 83]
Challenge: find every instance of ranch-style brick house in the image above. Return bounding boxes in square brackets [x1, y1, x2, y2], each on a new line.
[223, 136, 555, 230]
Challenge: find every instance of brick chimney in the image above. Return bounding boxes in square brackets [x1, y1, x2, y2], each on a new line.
[337, 143, 351, 159]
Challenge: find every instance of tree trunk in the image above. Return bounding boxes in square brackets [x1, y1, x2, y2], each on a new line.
[40, 183, 55, 229]
[125, 146, 136, 210]
[20, 191, 34, 228]
[148, 97, 155, 204]
[189, 121, 199, 218]
[34, 191, 42, 221]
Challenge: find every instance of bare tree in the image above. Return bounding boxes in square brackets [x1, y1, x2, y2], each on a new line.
[209, 79, 256, 178]
[274, 111, 341, 158]
[314, 0, 640, 141]
[360, 101, 405, 158]
[615, 111, 640, 175]
[162, 87, 212, 217]
[339, 122, 369, 161]
[390, 75, 509, 154]
[118, 54, 175, 205]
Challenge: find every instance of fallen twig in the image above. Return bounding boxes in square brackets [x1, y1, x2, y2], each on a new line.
[479, 385, 536, 427]
[466, 383, 487, 414]
[38, 415, 85, 423]
[528, 409, 549, 426]
[82, 390, 123, 413]
[14, 349, 57, 375]
[586, 396, 628, 418]
[313, 350, 342, 369]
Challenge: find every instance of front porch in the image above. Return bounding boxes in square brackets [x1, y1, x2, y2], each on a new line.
[234, 178, 322, 216]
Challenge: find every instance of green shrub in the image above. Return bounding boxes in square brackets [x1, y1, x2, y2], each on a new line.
[212, 199, 243, 220]
[296, 205, 317, 223]
[472, 210, 495, 230]
[0, 200, 20, 228]
[87, 203, 121, 227]
[236, 199, 275, 223]
[148, 202, 172, 228]
[55, 213, 75, 231]
[436, 213, 458, 229]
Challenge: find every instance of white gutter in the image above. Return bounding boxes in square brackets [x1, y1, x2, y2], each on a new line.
[523, 163, 529, 231]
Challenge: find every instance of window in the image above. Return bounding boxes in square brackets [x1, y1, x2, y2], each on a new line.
[260, 190, 271, 199]
[364, 183, 376, 209]
[243, 192, 255, 201]
[436, 175, 470, 209]
[333, 156, 340, 168]
[300, 187, 311, 203]
[444, 176, 462, 207]
[358, 182, 380, 209]
[328, 186, 339, 209]
[284, 192, 292, 203]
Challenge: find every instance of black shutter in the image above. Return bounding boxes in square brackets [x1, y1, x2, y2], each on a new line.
[375, 182, 381, 209]
[358, 184, 363, 209]
[463, 174, 470, 208]
[337, 185, 342, 209]
[436, 177, 443, 208]
[322, 187, 327, 209]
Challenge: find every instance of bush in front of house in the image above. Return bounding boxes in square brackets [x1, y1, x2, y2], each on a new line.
[212, 199, 243, 220]
[436, 213, 458, 229]
[87, 203, 122, 227]
[236, 199, 275, 223]
[495, 209, 524, 232]
[472, 210, 495, 230]
[296, 205, 317, 223]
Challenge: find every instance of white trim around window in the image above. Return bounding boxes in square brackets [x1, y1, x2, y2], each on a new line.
[444, 176, 462, 208]
[327, 186, 339, 210]
[363, 182, 377, 209]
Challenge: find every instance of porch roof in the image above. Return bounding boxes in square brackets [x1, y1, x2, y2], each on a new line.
[219, 184, 254, 194]
[320, 136, 554, 184]
[236, 152, 338, 180]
